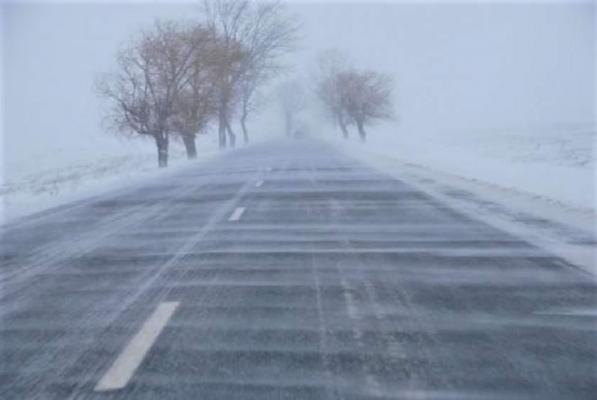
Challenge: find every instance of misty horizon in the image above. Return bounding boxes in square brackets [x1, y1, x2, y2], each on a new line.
[3, 1, 594, 169]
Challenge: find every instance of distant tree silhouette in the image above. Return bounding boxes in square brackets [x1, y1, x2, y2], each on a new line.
[202, 0, 298, 147]
[338, 69, 393, 142]
[277, 79, 306, 137]
[316, 50, 394, 141]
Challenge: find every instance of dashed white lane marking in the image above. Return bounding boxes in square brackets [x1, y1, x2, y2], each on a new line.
[228, 207, 246, 222]
[534, 308, 597, 316]
[95, 301, 179, 392]
[255, 180, 264, 187]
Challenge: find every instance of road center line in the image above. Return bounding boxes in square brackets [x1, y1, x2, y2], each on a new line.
[94, 301, 179, 392]
[228, 207, 245, 221]
[255, 180, 264, 187]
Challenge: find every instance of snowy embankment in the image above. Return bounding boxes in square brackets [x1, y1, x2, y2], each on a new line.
[0, 135, 221, 224]
[335, 126, 596, 276]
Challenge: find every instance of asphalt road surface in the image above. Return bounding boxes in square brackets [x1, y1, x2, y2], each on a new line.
[1, 139, 595, 399]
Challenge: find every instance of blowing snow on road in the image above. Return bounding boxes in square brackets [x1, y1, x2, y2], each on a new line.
[2, 0, 596, 399]
[1, 139, 595, 399]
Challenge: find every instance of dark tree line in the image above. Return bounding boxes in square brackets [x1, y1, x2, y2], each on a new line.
[97, 0, 297, 167]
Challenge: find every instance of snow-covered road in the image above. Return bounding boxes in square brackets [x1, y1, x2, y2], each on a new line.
[1, 138, 595, 399]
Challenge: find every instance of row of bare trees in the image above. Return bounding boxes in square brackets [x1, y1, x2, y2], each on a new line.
[277, 80, 306, 137]
[316, 51, 394, 142]
[97, 0, 297, 167]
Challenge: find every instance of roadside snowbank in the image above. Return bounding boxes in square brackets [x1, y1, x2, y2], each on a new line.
[0, 135, 222, 224]
[360, 127, 595, 211]
[333, 126, 596, 276]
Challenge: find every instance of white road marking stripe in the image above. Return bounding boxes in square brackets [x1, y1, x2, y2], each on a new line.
[534, 308, 597, 316]
[228, 207, 245, 221]
[95, 301, 179, 392]
[255, 180, 264, 187]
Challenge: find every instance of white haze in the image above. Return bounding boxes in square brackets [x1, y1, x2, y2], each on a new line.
[1, 0, 594, 178]
[289, 2, 594, 134]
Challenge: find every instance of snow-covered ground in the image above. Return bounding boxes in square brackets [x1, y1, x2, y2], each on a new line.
[360, 126, 595, 211]
[334, 125, 596, 276]
[0, 134, 222, 224]
[3, 123, 595, 275]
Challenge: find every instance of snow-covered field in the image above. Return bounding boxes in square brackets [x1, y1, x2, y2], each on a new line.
[357, 126, 595, 211]
[335, 125, 596, 275]
[0, 134, 222, 224]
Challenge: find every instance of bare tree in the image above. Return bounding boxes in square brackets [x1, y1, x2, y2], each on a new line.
[202, 0, 298, 147]
[207, 37, 247, 148]
[339, 69, 393, 142]
[202, 0, 249, 148]
[238, 70, 265, 144]
[315, 49, 393, 142]
[315, 50, 352, 138]
[237, 1, 298, 142]
[97, 21, 200, 167]
[277, 79, 306, 137]
[171, 27, 219, 159]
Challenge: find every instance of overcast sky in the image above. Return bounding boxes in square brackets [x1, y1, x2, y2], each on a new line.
[2, 0, 595, 163]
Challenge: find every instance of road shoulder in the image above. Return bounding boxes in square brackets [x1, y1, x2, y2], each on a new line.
[337, 142, 596, 277]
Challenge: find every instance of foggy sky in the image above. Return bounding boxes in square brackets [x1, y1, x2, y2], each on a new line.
[2, 0, 594, 163]
[291, 2, 594, 134]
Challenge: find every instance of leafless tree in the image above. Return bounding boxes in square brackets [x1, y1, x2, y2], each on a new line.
[315, 49, 393, 142]
[315, 50, 352, 138]
[97, 21, 200, 167]
[170, 26, 219, 159]
[202, 0, 298, 147]
[238, 71, 265, 144]
[339, 69, 393, 142]
[277, 79, 306, 137]
[204, 30, 247, 148]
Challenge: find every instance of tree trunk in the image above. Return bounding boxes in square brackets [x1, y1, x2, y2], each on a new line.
[241, 114, 249, 144]
[182, 134, 197, 159]
[356, 120, 367, 142]
[225, 119, 236, 148]
[218, 108, 227, 148]
[338, 116, 349, 139]
[285, 112, 293, 137]
[155, 134, 169, 168]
